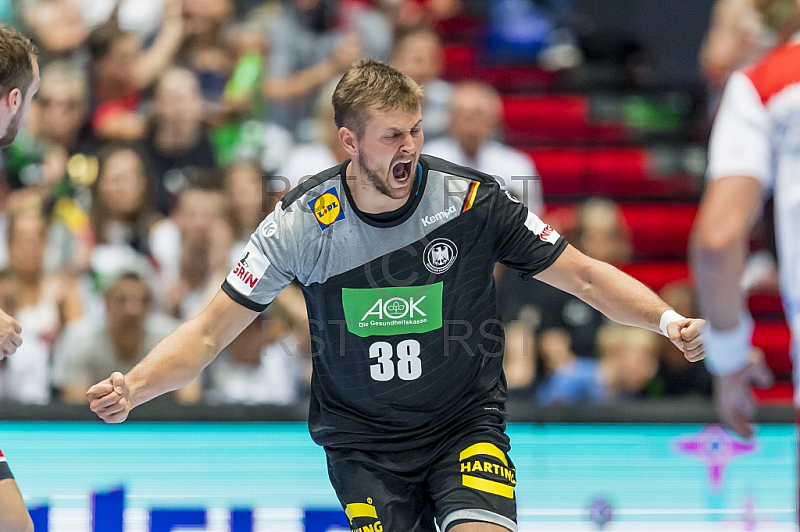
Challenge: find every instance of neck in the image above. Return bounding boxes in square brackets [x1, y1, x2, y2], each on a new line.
[346, 161, 409, 214]
[155, 122, 200, 152]
[110, 325, 145, 361]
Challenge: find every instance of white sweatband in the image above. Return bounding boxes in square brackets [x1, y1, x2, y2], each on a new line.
[703, 315, 753, 376]
[659, 310, 685, 337]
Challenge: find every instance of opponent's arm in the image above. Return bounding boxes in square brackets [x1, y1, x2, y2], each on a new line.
[534, 244, 705, 361]
[87, 290, 258, 422]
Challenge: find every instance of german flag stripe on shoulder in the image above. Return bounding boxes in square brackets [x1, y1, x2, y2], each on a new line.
[462, 181, 480, 212]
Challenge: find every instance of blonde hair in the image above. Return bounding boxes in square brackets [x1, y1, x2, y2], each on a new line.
[596, 325, 658, 358]
[332, 59, 423, 139]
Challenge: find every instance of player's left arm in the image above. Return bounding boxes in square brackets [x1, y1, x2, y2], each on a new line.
[534, 244, 705, 361]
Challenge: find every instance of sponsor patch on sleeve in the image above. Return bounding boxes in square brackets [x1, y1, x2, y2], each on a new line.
[226, 241, 271, 296]
[524, 211, 560, 244]
[308, 186, 345, 230]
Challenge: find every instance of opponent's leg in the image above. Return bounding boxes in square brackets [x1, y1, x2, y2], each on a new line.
[0, 478, 34, 532]
[428, 429, 518, 532]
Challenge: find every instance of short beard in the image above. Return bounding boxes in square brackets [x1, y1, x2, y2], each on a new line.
[0, 108, 22, 147]
[357, 146, 403, 200]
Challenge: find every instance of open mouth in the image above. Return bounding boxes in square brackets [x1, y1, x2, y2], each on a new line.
[391, 159, 414, 183]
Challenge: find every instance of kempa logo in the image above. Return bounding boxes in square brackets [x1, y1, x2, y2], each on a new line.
[342, 283, 443, 337]
[421, 205, 457, 227]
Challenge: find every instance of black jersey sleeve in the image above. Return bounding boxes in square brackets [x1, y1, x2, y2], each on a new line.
[490, 188, 567, 279]
[221, 201, 299, 311]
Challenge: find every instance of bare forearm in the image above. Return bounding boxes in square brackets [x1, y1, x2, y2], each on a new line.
[690, 228, 748, 330]
[134, 23, 183, 89]
[264, 60, 337, 101]
[126, 317, 218, 408]
[576, 260, 670, 334]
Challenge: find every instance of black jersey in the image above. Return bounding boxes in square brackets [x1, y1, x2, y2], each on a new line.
[222, 155, 567, 451]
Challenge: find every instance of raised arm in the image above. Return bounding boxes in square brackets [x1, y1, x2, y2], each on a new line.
[87, 290, 258, 422]
[534, 244, 705, 361]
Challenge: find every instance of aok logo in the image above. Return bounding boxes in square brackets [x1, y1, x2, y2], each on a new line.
[361, 296, 427, 322]
[342, 283, 443, 337]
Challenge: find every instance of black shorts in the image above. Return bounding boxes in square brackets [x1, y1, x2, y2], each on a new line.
[0, 455, 13, 481]
[325, 424, 517, 532]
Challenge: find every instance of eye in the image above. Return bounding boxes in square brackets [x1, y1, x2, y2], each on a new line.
[411, 127, 421, 135]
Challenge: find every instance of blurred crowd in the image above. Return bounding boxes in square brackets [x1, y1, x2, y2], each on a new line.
[0, 0, 724, 408]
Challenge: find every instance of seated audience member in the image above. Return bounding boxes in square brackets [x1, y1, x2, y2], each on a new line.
[144, 67, 216, 214]
[536, 328, 609, 405]
[148, 182, 227, 315]
[0, 270, 50, 404]
[498, 198, 631, 360]
[225, 161, 267, 254]
[596, 324, 660, 401]
[178, 0, 234, 109]
[263, 0, 365, 139]
[86, 0, 183, 142]
[30, 61, 96, 156]
[205, 307, 305, 405]
[53, 270, 199, 403]
[390, 26, 452, 141]
[276, 81, 347, 194]
[90, 145, 158, 260]
[20, 0, 89, 63]
[6, 208, 82, 349]
[647, 282, 713, 397]
[424, 81, 543, 214]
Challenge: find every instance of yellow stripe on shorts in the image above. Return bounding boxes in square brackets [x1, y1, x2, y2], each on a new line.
[344, 502, 378, 522]
[459, 442, 508, 466]
[462, 474, 515, 499]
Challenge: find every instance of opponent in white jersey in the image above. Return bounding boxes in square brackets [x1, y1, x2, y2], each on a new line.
[691, 31, 800, 439]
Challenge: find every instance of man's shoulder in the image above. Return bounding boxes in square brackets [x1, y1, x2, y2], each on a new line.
[280, 161, 345, 209]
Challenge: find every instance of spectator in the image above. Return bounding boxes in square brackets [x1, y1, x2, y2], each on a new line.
[178, 0, 234, 109]
[30, 61, 96, 155]
[76, 0, 166, 38]
[87, 0, 184, 142]
[424, 81, 543, 214]
[205, 308, 305, 405]
[503, 320, 537, 399]
[498, 198, 630, 360]
[0, 270, 49, 404]
[149, 182, 227, 316]
[263, 0, 368, 139]
[20, 0, 89, 64]
[646, 282, 713, 398]
[596, 324, 660, 401]
[535, 328, 608, 405]
[90, 145, 157, 259]
[224, 161, 266, 254]
[144, 67, 216, 214]
[275, 80, 347, 194]
[390, 26, 452, 141]
[52, 270, 197, 403]
[6, 208, 82, 349]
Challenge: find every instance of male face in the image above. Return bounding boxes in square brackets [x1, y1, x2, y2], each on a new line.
[351, 106, 424, 202]
[392, 33, 441, 86]
[37, 72, 86, 146]
[105, 278, 152, 331]
[449, 85, 499, 156]
[0, 55, 40, 147]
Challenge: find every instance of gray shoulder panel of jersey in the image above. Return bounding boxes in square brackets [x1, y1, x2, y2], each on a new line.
[275, 166, 476, 287]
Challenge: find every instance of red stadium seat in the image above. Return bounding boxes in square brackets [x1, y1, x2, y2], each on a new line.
[442, 44, 478, 79]
[620, 262, 690, 292]
[753, 381, 794, 405]
[619, 204, 696, 259]
[752, 321, 792, 377]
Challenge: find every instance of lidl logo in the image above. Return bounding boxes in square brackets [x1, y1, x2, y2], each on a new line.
[309, 187, 345, 230]
[342, 283, 443, 337]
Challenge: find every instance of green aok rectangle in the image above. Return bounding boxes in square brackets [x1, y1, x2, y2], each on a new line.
[341, 282, 443, 337]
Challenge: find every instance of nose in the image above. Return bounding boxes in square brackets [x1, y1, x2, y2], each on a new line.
[399, 131, 415, 154]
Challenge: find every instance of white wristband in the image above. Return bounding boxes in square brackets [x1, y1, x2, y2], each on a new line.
[659, 309, 685, 337]
[703, 315, 753, 376]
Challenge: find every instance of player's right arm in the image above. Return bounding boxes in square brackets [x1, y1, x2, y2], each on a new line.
[88, 201, 301, 423]
[87, 291, 259, 423]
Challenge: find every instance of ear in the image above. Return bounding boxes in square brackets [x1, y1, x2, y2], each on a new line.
[338, 126, 358, 157]
[5, 88, 20, 112]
